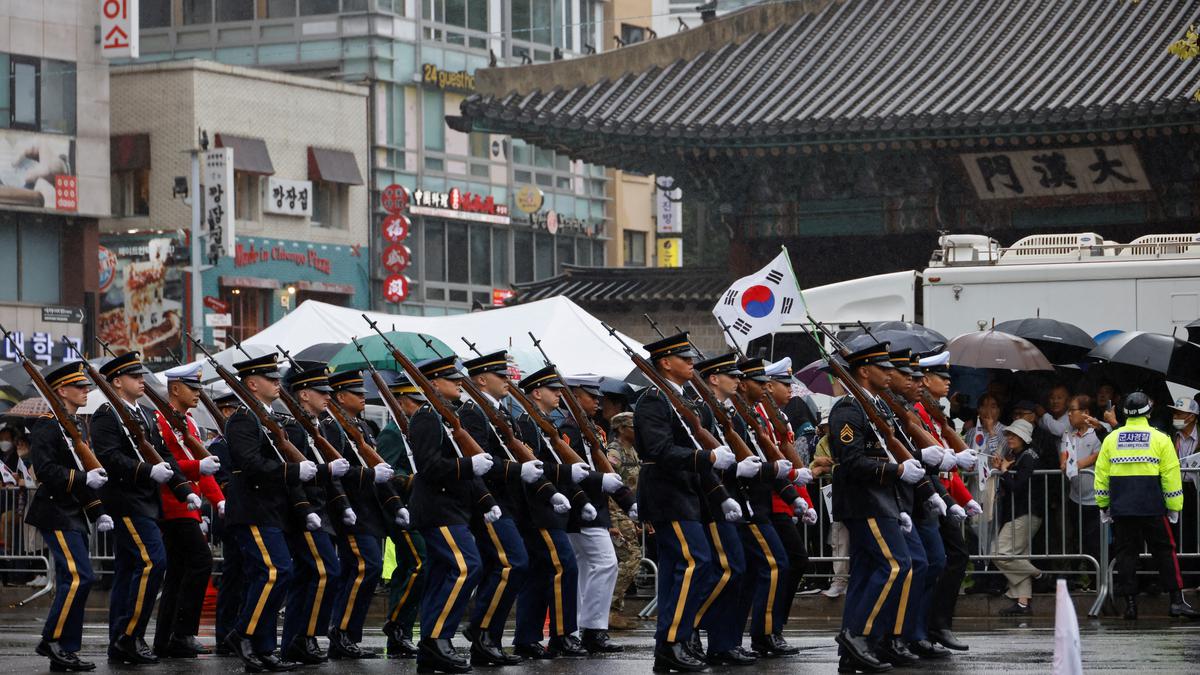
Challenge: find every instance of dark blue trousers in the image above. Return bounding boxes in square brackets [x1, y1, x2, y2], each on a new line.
[651, 520, 715, 648]
[696, 521, 746, 653]
[842, 518, 911, 642]
[331, 533, 383, 643]
[514, 527, 577, 644]
[41, 529, 95, 653]
[109, 516, 167, 641]
[282, 530, 341, 647]
[387, 530, 426, 640]
[420, 525, 483, 640]
[215, 527, 244, 643]
[907, 518, 944, 642]
[737, 521, 790, 638]
[233, 525, 293, 655]
[470, 517, 530, 643]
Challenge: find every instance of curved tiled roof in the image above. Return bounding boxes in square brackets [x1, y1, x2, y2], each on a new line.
[510, 265, 732, 306]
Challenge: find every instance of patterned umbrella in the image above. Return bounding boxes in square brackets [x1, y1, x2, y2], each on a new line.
[6, 397, 50, 417]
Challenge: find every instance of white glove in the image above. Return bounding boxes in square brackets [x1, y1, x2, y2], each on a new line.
[569, 462, 589, 483]
[900, 458, 924, 484]
[792, 467, 813, 486]
[150, 462, 174, 484]
[329, 458, 350, 478]
[305, 513, 322, 531]
[549, 492, 570, 514]
[736, 456, 764, 478]
[948, 504, 967, 522]
[720, 498, 743, 522]
[396, 507, 411, 528]
[793, 497, 809, 515]
[342, 508, 357, 526]
[955, 450, 977, 471]
[297, 460, 318, 482]
[484, 505, 502, 524]
[580, 503, 597, 522]
[199, 516, 210, 535]
[926, 493, 947, 517]
[711, 445, 735, 471]
[86, 468, 108, 489]
[471, 454, 494, 476]
[628, 502, 639, 522]
[520, 459, 544, 484]
[185, 493, 202, 511]
[199, 456, 221, 476]
[601, 473, 624, 493]
[373, 463, 395, 483]
[217, 500, 226, 518]
[802, 508, 818, 525]
[938, 449, 957, 472]
[919, 445, 944, 468]
[1168, 510, 1180, 525]
[96, 514, 114, 533]
[773, 459, 793, 479]
[964, 499, 982, 517]
[1100, 509, 1112, 525]
[899, 512, 913, 533]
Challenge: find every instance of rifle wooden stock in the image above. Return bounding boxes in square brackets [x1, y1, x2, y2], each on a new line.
[688, 374, 754, 461]
[327, 399, 385, 467]
[623, 351, 720, 452]
[274, 388, 344, 464]
[202, 357, 307, 464]
[12, 353, 102, 472]
[822, 355, 913, 463]
[79, 360, 167, 466]
[364, 366, 410, 435]
[558, 380, 617, 472]
[729, 392, 786, 463]
[458, 377, 537, 463]
[505, 385, 586, 465]
[920, 391, 969, 453]
[880, 392, 942, 451]
[760, 394, 806, 467]
[141, 384, 210, 459]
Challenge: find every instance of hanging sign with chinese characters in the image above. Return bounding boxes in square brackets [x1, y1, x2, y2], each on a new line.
[264, 177, 312, 216]
[382, 214, 410, 242]
[382, 244, 411, 274]
[383, 274, 410, 304]
[203, 148, 236, 258]
[409, 187, 510, 225]
[961, 145, 1150, 200]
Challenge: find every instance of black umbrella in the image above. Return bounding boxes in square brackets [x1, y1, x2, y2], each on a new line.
[1186, 319, 1200, 344]
[841, 321, 949, 355]
[598, 376, 639, 401]
[1087, 331, 1200, 389]
[294, 342, 348, 362]
[994, 318, 1097, 364]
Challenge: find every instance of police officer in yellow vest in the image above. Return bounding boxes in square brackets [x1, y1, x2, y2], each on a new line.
[1095, 392, 1199, 621]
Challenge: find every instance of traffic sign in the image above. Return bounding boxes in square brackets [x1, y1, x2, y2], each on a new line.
[203, 295, 230, 313]
[381, 184, 410, 214]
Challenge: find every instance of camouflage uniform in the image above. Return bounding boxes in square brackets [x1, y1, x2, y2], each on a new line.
[606, 432, 641, 612]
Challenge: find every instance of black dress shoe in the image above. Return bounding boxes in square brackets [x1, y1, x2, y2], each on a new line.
[283, 636, 325, 665]
[513, 642, 554, 660]
[737, 645, 759, 659]
[908, 639, 951, 659]
[834, 630, 891, 673]
[470, 631, 515, 666]
[683, 631, 705, 662]
[416, 638, 472, 674]
[108, 635, 157, 665]
[177, 635, 212, 655]
[547, 634, 588, 657]
[258, 652, 298, 672]
[770, 633, 801, 656]
[652, 642, 706, 673]
[215, 637, 233, 657]
[223, 632, 266, 673]
[998, 601, 1032, 616]
[928, 629, 968, 651]
[580, 628, 624, 653]
[62, 652, 96, 672]
[38, 640, 84, 672]
[1168, 591, 1200, 619]
[707, 648, 756, 665]
[839, 654, 894, 673]
[135, 637, 159, 662]
[305, 637, 328, 661]
[874, 638, 919, 667]
[384, 622, 418, 659]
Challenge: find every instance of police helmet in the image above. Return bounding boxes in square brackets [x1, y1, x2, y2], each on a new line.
[1123, 391, 1152, 417]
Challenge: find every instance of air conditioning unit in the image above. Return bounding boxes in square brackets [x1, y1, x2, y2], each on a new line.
[999, 233, 1109, 263]
[1119, 233, 1200, 258]
[930, 234, 999, 267]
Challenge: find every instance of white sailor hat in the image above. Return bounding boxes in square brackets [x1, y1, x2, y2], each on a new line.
[163, 362, 204, 389]
[764, 357, 793, 381]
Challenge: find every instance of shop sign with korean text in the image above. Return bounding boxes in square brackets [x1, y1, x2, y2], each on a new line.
[100, 0, 139, 59]
[409, 187, 510, 225]
[961, 145, 1150, 200]
[264, 177, 312, 216]
[203, 148, 236, 257]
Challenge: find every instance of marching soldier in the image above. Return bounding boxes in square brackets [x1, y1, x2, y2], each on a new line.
[605, 412, 642, 629]
[829, 341, 925, 674]
[278, 362, 352, 664]
[325, 369, 405, 659]
[89, 352, 199, 665]
[208, 391, 244, 656]
[222, 353, 318, 672]
[511, 366, 592, 659]
[459, 351, 545, 665]
[150, 364, 225, 658]
[378, 375, 426, 659]
[408, 356, 495, 673]
[29, 362, 111, 672]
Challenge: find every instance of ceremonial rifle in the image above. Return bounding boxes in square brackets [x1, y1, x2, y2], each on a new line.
[920, 390, 970, 453]
[268, 346, 348, 464]
[460, 337, 584, 465]
[95, 338, 210, 460]
[353, 337, 409, 436]
[188, 336, 307, 464]
[848, 321, 944, 451]
[167, 346, 227, 431]
[63, 338, 167, 466]
[362, 315, 484, 458]
[0, 325, 101, 472]
[527, 332, 617, 472]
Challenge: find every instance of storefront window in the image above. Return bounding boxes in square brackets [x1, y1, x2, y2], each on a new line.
[425, 221, 445, 281]
[140, 0, 171, 27]
[470, 226, 491, 286]
[623, 230, 646, 267]
[266, 0, 298, 17]
[222, 287, 272, 344]
[181, 0, 212, 24]
[492, 229, 509, 285]
[300, 0, 340, 15]
[217, 0, 254, 21]
[514, 230, 533, 284]
[111, 170, 150, 217]
[447, 222, 469, 283]
[575, 238, 592, 266]
[556, 236, 574, 268]
[18, 216, 61, 304]
[535, 232, 553, 279]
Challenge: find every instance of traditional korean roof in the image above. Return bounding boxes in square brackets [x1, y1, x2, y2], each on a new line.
[510, 265, 732, 306]
[453, 0, 1200, 169]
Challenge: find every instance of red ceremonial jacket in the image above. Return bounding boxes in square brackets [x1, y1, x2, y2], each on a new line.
[155, 411, 225, 521]
[914, 402, 972, 506]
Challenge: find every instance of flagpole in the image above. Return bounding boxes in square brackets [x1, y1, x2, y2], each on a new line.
[778, 244, 821, 353]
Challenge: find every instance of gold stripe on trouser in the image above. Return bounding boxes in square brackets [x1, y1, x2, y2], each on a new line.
[389, 532, 423, 622]
[694, 523, 730, 625]
[303, 532, 327, 636]
[480, 522, 512, 630]
[339, 535, 367, 630]
[432, 527, 469, 637]
[122, 517, 154, 637]
[892, 566, 915, 635]
[666, 522, 696, 643]
[52, 531, 81, 640]
[538, 529, 566, 635]
[748, 524, 779, 635]
[247, 526, 279, 636]
[863, 518, 900, 636]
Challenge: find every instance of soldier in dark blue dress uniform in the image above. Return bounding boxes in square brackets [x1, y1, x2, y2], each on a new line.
[207, 391, 243, 656]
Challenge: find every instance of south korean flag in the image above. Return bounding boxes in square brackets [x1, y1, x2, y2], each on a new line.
[712, 248, 806, 352]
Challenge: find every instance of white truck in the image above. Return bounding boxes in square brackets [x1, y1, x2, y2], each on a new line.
[788, 231, 1200, 341]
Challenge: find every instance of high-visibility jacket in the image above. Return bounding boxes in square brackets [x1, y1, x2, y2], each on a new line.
[1094, 416, 1183, 516]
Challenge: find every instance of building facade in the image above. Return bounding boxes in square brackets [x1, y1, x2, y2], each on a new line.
[0, 0, 109, 366]
[102, 59, 369, 364]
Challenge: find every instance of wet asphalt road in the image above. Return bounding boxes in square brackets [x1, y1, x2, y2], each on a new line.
[0, 607, 1198, 674]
